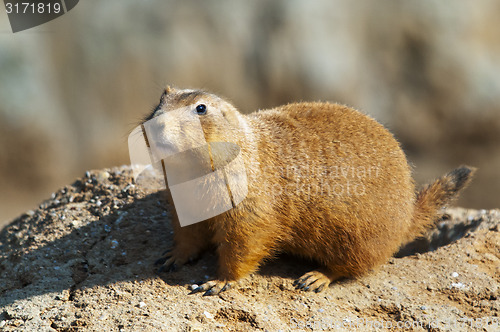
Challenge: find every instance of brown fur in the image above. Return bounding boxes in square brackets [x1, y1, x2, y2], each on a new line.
[146, 87, 475, 294]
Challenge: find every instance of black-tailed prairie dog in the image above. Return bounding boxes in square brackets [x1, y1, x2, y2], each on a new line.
[142, 86, 475, 295]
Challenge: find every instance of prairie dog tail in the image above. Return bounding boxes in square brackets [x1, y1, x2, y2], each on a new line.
[406, 166, 477, 242]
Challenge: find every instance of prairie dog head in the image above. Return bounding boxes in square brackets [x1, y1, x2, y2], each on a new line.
[142, 86, 243, 156]
[136, 87, 249, 225]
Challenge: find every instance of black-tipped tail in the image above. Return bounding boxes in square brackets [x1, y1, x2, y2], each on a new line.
[406, 165, 476, 242]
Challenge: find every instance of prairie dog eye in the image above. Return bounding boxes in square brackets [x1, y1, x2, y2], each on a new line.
[196, 104, 207, 115]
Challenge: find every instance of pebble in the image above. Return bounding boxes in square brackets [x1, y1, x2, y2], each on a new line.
[203, 311, 213, 319]
[189, 325, 203, 332]
[110, 239, 119, 249]
[115, 212, 128, 225]
[139, 301, 146, 308]
[96, 171, 110, 182]
[0, 321, 5, 328]
[451, 282, 465, 289]
[451, 272, 459, 278]
[123, 184, 135, 193]
[191, 284, 199, 290]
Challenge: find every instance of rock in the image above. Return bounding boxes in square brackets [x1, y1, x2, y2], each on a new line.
[0, 167, 498, 331]
[203, 311, 213, 320]
[96, 171, 111, 183]
[2, 0, 500, 233]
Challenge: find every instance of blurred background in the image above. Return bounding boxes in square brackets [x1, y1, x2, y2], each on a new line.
[1, 0, 499, 229]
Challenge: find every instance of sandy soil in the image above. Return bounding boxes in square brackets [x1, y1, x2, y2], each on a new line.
[0, 167, 498, 331]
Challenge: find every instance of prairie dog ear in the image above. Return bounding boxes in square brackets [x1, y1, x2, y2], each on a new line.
[164, 85, 178, 95]
[221, 107, 240, 127]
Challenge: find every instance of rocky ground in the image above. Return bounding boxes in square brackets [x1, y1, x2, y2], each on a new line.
[0, 167, 498, 331]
